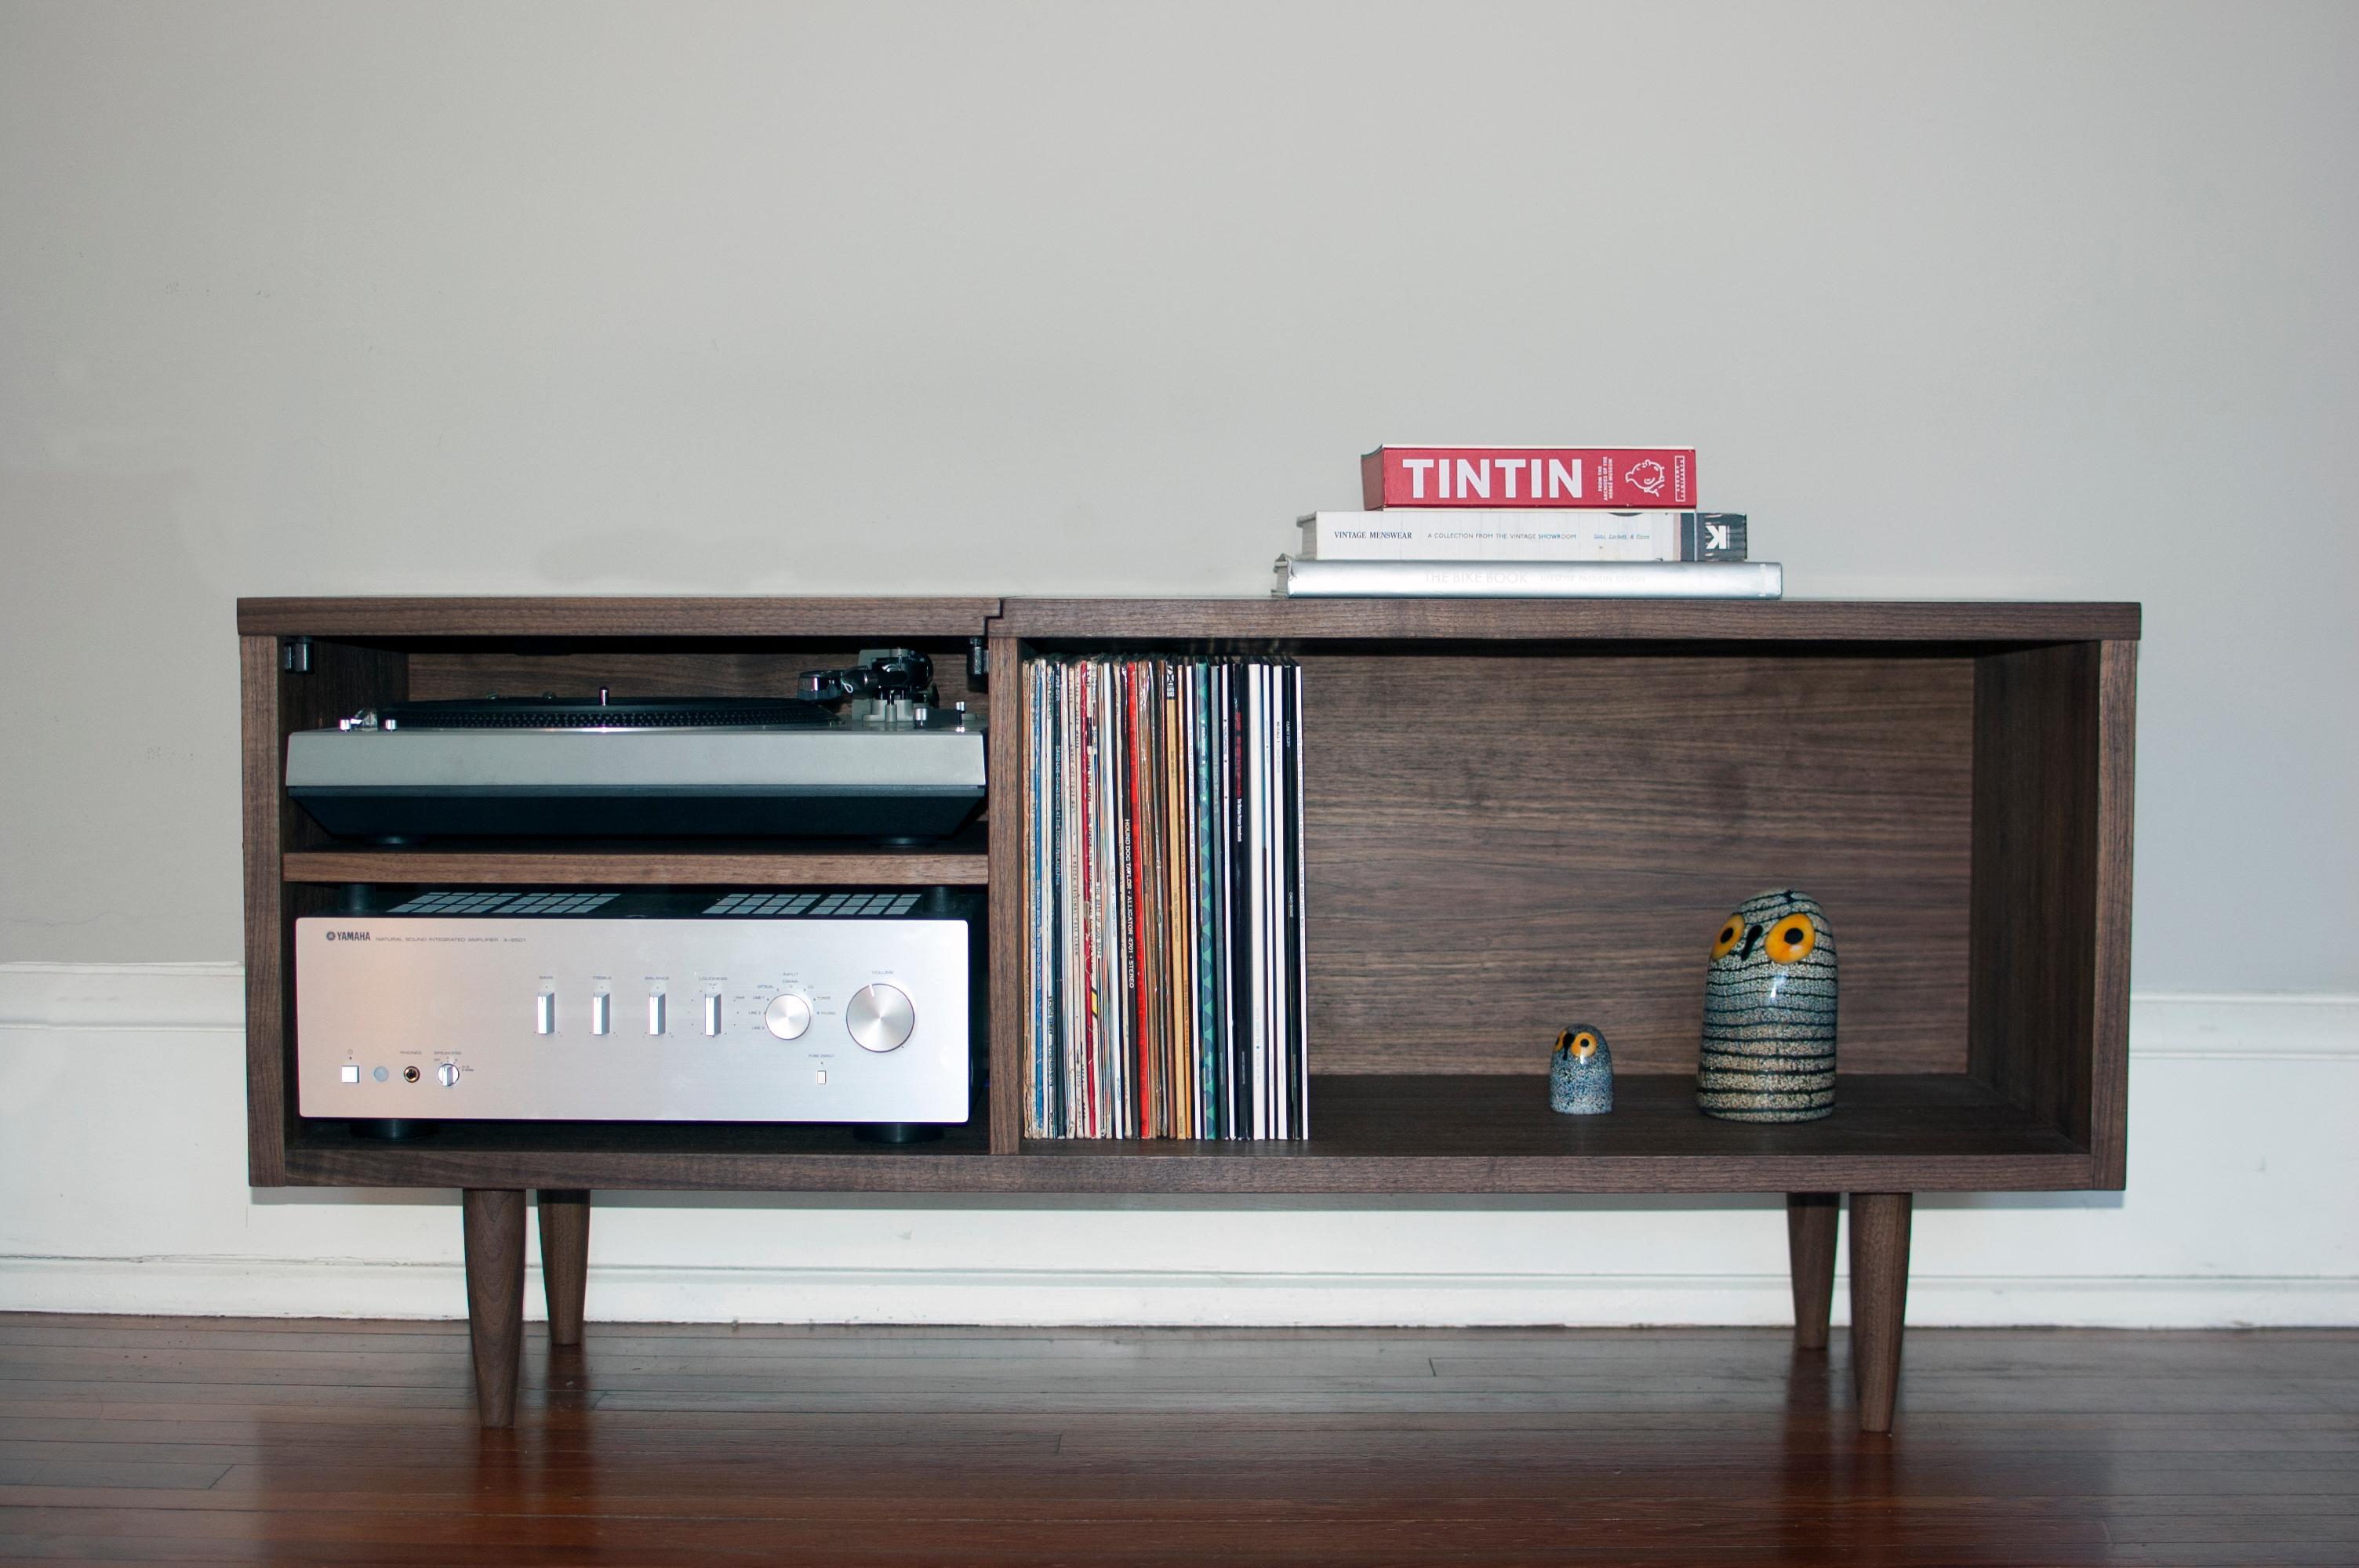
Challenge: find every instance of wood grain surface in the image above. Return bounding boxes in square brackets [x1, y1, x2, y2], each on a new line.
[1787, 1192, 1840, 1352]
[274, 1074, 2090, 1194]
[236, 597, 1000, 638]
[237, 636, 285, 1188]
[986, 633, 1025, 1156]
[1966, 640, 2136, 1184]
[403, 642, 978, 710]
[458, 1191, 525, 1428]
[534, 1192, 589, 1350]
[242, 634, 407, 1185]
[2088, 639, 2139, 1187]
[995, 597, 2142, 644]
[1299, 652, 1975, 1076]
[280, 832, 989, 887]
[3, 1313, 2350, 1566]
[1970, 645, 2095, 1154]
[1848, 1192, 1915, 1434]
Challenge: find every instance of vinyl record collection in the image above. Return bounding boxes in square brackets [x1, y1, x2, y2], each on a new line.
[1025, 655, 1308, 1139]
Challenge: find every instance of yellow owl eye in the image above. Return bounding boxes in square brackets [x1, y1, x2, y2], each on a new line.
[1571, 1031, 1598, 1060]
[1766, 913, 1817, 962]
[1711, 916, 1745, 959]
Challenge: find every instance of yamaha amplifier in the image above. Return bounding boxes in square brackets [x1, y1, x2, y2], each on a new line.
[294, 887, 979, 1128]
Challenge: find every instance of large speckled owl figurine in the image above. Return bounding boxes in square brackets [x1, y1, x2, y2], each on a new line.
[1698, 889, 1837, 1122]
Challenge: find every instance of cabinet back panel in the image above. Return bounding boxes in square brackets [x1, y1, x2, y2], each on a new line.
[1302, 653, 1973, 1076]
[406, 644, 977, 710]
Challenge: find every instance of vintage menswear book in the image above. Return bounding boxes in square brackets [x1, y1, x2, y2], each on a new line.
[1298, 510, 1746, 563]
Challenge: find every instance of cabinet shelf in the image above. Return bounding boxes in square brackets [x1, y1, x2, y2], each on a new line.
[280, 826, 989, 887]
[1013, 1074, 2090, 1190]
[281, 1074, 2088, 1193]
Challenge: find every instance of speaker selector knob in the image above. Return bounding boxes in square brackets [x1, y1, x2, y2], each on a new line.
[435, 1062, 460, 1087]
[845, 983, 914, 1052]
[763, 992, 812, 1041]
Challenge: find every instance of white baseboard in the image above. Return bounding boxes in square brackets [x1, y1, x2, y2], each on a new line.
[1, 966, 2354, 1328]
[4, 1254, 2353, 1329]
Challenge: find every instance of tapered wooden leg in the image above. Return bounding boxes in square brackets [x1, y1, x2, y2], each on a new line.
[461, 1189, 526, 1427]
[1786, 1192, 1840, 1352]
[1848, 1191, 1913, 1433]
[536, 1189, 590, 1348]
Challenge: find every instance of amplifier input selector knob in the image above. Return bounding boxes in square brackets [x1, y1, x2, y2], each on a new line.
[845, 983, 915, 1052]
[763, 992, 812, 1041]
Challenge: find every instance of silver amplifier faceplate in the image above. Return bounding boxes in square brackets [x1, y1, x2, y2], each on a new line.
[294, 890, 972, 1123]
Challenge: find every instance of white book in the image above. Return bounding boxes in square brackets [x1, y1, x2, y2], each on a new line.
[1275, 557, 1783, 600]
[1297, 510, 1745, 563]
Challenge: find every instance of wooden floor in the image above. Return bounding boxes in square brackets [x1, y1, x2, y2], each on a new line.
[2, 1316, 2354, 1566]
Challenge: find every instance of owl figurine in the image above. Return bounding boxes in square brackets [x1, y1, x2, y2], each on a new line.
[1550, 1025, 1614, 1114]
[1698, 889, 1837, 1122]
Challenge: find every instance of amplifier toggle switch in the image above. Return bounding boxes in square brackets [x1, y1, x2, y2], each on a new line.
[764, 992, 812, 1041]
[846, 983, 915, 1052]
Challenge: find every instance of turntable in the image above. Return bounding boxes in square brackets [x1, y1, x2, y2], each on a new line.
[285, 648, 985, 841]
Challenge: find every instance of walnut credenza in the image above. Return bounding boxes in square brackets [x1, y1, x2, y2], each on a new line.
[238, 596, 2138, 1431]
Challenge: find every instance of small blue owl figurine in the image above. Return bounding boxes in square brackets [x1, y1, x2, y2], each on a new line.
[1698, 890, 1837, 1123]
[1550, 1024, 1614, 1115]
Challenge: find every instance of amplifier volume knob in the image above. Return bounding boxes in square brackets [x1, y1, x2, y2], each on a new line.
[845, 984, 914, 1053]
[763, 992, 812, 1041]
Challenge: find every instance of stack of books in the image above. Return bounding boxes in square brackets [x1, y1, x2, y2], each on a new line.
[1276, 445, 1782, 599]
[1025, 656, 1307, 1140]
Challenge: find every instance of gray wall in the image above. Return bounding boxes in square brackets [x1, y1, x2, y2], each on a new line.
[3, 1, 2353, 991]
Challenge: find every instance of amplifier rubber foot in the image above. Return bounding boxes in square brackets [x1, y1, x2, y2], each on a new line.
[855, 1123, 945, 1144]
[349, 1119, 437, 1141]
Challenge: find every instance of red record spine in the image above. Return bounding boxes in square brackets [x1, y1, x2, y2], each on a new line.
[1126, 664, 1151, 1136]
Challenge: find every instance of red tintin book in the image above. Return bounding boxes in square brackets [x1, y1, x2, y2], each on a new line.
[1361, 445, 1697, 509]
